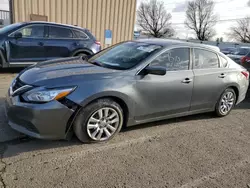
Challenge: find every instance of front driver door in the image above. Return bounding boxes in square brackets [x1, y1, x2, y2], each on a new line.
[7, 24, 46, 63]
[135, 47, 194, 122]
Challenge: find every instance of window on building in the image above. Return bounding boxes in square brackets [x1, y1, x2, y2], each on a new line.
[150, 48, 190, 71]
[49, 26, 73, 38]
[194, 49, 219, 69]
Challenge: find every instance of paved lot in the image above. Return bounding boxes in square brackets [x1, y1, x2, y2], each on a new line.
[0, 71, 250, 188]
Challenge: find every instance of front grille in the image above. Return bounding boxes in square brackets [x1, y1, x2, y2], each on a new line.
[11, 78, 33, 97]
[12, 78, 25, 92]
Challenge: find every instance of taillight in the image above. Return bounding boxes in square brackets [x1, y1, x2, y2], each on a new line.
[95, 41, 101, 46]
[241, 71, 249, 79]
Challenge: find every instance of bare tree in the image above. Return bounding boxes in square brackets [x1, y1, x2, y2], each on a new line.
[185, 0, 217, 41]
[137, 0, 174, 38]
[228, 17, 250, 43]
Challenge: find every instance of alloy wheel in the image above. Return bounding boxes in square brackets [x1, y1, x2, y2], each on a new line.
[86, 107, 120, 141]
[219, 91, 235, 115]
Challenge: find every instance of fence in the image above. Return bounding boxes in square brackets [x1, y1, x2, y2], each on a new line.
[0, 10, 10, 26]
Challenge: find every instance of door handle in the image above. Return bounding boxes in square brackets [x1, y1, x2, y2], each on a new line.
[38, 42, 44, 46]
[182, 78, 192, 84]
[218, 73, 226, 78]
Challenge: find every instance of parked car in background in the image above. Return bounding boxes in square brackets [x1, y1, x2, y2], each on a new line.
[0, 21, 101, 67]
[227, 47, 250, 64]
[240, 51, 250, 69]
[220, 47, 237, 55]
[5, 39, 249, 143]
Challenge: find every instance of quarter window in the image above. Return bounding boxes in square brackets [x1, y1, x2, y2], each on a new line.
[73, 30, 88, 39]
[151, 48, 190, 71]
[14, 25, 44, 38]
[193, 49, 219, 69]
[49, 26, 73, 38]
[220, 56, 228, 67]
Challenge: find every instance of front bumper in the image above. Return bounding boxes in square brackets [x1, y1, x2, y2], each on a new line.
[5, 92, 74, 140]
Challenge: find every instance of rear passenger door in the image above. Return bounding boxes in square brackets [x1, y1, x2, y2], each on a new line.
[190, 48, 227, 111]
[43, 26, 75, 59]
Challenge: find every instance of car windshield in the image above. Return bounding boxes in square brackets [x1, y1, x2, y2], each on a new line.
[88, 41, 162, 70]
[0, 23, 23, 35]
[234, 48, 250, 55]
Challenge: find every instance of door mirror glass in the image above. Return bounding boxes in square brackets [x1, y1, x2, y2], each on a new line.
[144, 65, 166, 75]
[14, 32, 22, 39]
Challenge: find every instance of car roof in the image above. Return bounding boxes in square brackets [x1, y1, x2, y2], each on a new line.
[239, 46, 250, 49]
[135, 38, 220, 52]
[20, 21, 87, 30]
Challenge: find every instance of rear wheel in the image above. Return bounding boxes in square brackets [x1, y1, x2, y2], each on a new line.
[74, 52, 88, 58]
[73, 99, 124, 143]
[215, 88, 236, 117]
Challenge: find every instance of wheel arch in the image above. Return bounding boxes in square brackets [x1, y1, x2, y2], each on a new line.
[81, 95, 130, 127]
[228, 85, 239, 103]
[71, 48, 93, 57]
[65, 93, 132, 140]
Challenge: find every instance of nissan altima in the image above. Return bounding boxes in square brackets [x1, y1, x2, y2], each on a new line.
[5, 39, 249, 143]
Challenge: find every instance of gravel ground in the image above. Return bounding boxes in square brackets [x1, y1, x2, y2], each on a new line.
[0, 72, 250, 188]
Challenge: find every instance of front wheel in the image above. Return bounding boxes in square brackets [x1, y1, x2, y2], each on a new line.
[215, 88, 236, 117]
[73, 99, 124, 143]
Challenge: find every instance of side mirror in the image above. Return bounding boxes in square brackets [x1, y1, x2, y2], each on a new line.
[14, 32, 22, 39]
[144, 65, 166, 76]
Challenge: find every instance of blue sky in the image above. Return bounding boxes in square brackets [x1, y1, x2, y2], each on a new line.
[136, 0, 250, 41]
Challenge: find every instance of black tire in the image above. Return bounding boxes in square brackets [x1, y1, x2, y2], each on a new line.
[74, 52, 88, 58]
[215, 88, 236, 117]
[73, 99, 124, 143]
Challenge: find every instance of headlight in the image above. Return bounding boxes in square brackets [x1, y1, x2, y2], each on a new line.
[23, 87, 76, 102]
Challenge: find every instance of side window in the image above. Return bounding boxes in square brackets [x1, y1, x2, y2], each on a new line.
[194, 49, 219, 69]
[14, 25, 44, 38]
[220, 56, 228, 67]
[49, 26, 73, 38]
[151, 48, 190, 71]
[73, 30, 88, 39]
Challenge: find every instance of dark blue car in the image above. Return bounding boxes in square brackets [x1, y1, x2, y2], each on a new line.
[0, 21, 101, 67]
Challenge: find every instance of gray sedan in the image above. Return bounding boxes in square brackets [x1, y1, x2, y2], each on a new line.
[5, 39, 249, 143]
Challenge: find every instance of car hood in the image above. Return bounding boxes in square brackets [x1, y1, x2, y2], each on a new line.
[18, 56, 121, 86]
